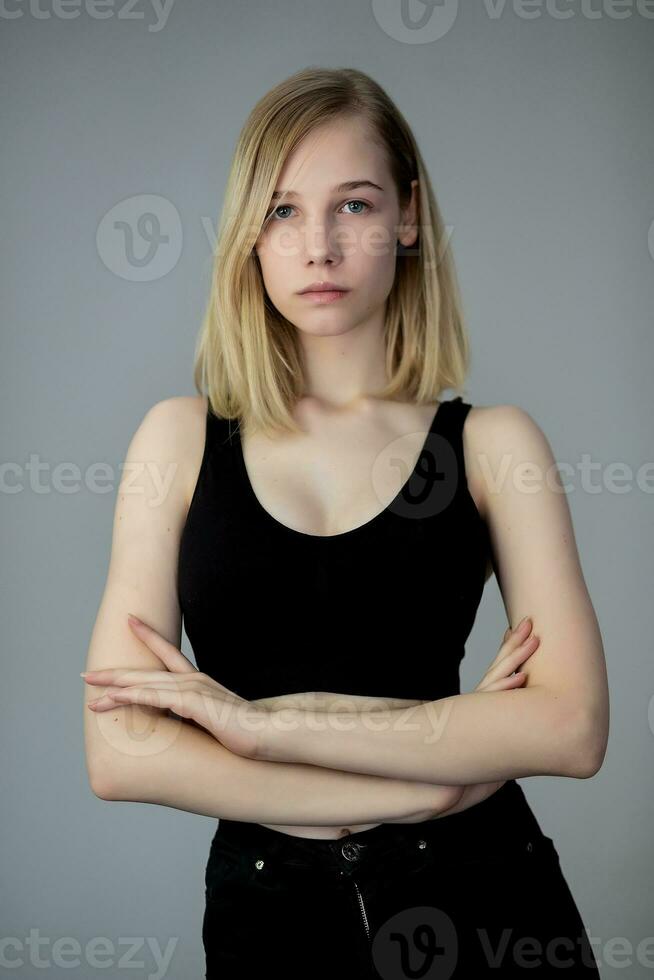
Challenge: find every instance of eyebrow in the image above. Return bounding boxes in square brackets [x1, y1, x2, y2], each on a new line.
[270, 180, 385, 202]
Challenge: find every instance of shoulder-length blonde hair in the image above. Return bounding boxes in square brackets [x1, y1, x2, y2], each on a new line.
[193, 66, 470, 437]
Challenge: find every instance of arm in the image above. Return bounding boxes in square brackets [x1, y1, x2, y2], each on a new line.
[256, 692, 510, 822]
[259, 687, 580, 783]
[83, 397, 458, 824]
[255, 691, 511, 818]
[97, 708, 460, 824]
[258, 405, 610, 784]
[432, 780, 508, 818]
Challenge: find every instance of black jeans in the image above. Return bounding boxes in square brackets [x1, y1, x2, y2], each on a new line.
[202, 780, 600, 979]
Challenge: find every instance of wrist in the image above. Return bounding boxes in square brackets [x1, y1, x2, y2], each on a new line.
[257, 705, 302, 763]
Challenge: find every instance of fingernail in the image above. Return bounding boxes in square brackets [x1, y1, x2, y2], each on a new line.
[80, 672, 88, 678]
[128, 613, 142, 626]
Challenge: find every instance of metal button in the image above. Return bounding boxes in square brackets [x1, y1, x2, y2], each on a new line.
[255, 858, 265, 870]
[526, 841, 533, 853]
[417, 839, 427, 850]
[341, 841, 362, 862]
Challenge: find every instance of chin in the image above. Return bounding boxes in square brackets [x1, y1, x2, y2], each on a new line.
[295, 318, 356, 338]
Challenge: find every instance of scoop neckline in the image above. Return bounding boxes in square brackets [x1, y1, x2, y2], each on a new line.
[233, 398, 457, 541]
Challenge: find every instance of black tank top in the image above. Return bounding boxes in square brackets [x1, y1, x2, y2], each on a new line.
[177, 396, 491, 701]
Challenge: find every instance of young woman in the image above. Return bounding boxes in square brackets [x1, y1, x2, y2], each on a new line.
[83, 67, 608, 978]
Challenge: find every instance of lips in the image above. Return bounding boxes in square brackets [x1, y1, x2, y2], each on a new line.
[299, 282, 349, 294]
[298, 287, 349, 304]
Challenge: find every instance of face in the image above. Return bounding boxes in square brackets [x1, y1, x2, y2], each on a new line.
[254, 115, 418, 339]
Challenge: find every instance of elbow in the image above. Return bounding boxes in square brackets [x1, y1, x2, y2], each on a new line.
[563, 705, 609, 779]
[87, 757, 121, 801]
[84, 703, 168, 801]
[91, 775, 118, 801]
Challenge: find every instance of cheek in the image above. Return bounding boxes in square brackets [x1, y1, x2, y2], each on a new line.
[255, 250, 287, 302]
[258, 226, 302, 265]
[357, 250, 397, 300]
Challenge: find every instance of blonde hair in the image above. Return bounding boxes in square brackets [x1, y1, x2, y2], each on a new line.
[193, 66, 471, 437]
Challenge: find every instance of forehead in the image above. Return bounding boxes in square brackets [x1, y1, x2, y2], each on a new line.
[274, 118, 390, 196]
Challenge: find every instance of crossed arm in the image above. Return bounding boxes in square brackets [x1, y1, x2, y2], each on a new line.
[84, 399, 608, 824]
[257, 685, 596, 784]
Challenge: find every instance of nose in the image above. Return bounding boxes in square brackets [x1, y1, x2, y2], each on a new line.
[302, 213, 342, 265]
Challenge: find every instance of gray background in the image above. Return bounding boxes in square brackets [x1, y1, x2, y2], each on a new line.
[3, 1, 653, 977]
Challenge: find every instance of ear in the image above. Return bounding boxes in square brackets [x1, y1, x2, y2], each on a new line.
[398, 178, 419, 248]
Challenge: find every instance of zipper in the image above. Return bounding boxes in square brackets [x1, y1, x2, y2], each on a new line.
[352, 878, 371, 942]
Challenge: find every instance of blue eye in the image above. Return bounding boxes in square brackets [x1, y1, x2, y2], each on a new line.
[271, 205, 293, 220]
[341, 200, 370, 215]
[267, 200, 372, 221]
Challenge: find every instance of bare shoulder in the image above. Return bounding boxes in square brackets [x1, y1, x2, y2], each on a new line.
[143, 394, 208, 441]
[463, 402, 554, 522]
[463, 404, 553, 588]
[141, 395, 209, 510]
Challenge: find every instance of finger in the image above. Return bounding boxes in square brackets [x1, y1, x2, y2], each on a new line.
[495, 618, 533, 663]
[92, 687, 189, 714]
[107, 685, 244, 722]
[127, 615, 196, 673]
[480, 667, 528, 691]
[87, 686, 192, 712]
[482, 619, 532, 675]
[493, 634, 539, 676]
[87, 693, 130, 711]
[486, 634, 540, 680]
[482, 635, 539, 686]
[505, 617, 532, 646]
[481, 672, 526, 693]
[84, 668, 196, 687]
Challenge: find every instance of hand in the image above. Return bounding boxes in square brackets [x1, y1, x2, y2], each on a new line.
[473, 617, 540, 693]
[82, 614, 268, 759]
